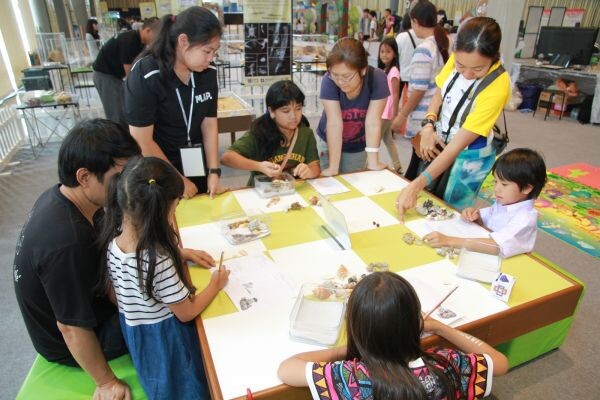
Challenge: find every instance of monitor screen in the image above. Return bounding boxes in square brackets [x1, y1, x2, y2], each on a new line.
[536, 27, 599, 65]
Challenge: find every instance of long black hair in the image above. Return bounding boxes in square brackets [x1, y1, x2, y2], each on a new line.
[250, 80, 309, 161]
[99, 156, 195, 302]
[86, 19, 99, 40]
[377, 37, 400, 75]
[410, 1, 450, 63]
[455, 17, 502, 64]
[140, 6, 222, 81]
[346, 272, 458, 399]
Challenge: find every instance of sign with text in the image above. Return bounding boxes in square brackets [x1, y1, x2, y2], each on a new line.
[243, 0, 292, 85]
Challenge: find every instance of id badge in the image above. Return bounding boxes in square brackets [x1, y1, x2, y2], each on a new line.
[180, 144, 206, 177]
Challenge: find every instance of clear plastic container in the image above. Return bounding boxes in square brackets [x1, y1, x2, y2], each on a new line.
[218, 210, 271, 245]
[289, 283, 347, 346]
[456, 240, 502, 283]
[254, 172, 295, 198]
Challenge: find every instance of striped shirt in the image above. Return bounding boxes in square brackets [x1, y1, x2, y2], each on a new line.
[107, 240, 189, 327]
[405, 36, 446, 138]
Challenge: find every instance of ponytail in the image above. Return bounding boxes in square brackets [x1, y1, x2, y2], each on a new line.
[139, 6, 222, 81]
[433, 25, 450, 63]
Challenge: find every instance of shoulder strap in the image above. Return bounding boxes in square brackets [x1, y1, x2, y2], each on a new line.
[459, 65, 506, 128]
[407, 31, 416, 49]
[279, 128, 299, 172]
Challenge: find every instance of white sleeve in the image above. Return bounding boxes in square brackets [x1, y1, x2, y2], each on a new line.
[490, 211, 538, 258]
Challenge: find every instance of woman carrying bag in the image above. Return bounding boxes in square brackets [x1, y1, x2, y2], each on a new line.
[396, 17, 510, 219]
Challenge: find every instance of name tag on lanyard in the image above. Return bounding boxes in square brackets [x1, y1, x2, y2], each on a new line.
[177, 74, 206, 177]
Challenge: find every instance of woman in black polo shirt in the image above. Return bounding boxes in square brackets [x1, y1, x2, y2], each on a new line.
[125, 7, 223, 198]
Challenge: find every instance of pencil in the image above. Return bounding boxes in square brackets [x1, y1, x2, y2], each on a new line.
[423, 285, 459, 320]
[218, 251, 224, 271]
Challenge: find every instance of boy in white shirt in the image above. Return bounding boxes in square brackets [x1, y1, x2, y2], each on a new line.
[423, 148, 547, 258]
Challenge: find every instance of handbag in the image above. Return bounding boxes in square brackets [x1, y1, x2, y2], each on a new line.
[491, 110, 510, 155]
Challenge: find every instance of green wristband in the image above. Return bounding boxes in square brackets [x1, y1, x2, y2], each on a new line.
[421, 171, 433, 185]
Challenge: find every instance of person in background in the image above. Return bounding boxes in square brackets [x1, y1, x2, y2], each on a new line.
[100, 156, 229, 399]
[85, 18, 100, 60]
[395, 1, 425, 134]
[377, 37, 402, 173]
[222, 80, 320, 185]
[369, 10, 378, 41]
[392, 0, 450, 179]
[13, 119, 141, 400]
[132, 16, 143, 31]
[124, 7, 224, 199]
[278, 271, 509, 399]
[316, 37, 389, 176]
[423, 148, 547, 258]
[92, 17, 159, 126]
[359, 8, 371, 41]
[395, 17, 510, 218]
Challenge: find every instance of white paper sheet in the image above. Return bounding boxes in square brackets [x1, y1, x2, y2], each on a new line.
[405, 215, 491, 239]
[202, 301, 323, 399]
[398, 260, 508, 327]
[313, 197, 398, 233]
[307, 177, 350, 196]
[179, 223, 266, 261]
[220, 254, 296, 312]
[340, 169, 408, 195]
[268, 239, 367, 290]
[232, 188, 308, 214]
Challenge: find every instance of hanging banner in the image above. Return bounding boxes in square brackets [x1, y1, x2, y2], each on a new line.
[243, 0, 292, 85]
[563, 8, 584, 27]
[540, 9, 550, 27]
[140, 2, 156, 19]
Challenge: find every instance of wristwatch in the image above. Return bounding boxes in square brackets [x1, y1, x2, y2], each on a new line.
[208, 168, 222, 177]
[421, 118, 436, 128]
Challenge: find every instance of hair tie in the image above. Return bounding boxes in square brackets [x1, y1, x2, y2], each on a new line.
[171, 15, 176, 23]
[148, 178, 156, 185]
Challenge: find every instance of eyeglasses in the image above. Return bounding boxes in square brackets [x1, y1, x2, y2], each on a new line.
[327, 71, 358, 84]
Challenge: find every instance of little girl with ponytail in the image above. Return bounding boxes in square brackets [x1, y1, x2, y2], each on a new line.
[99, 156, 229, 399]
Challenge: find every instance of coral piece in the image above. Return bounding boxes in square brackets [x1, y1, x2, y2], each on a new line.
[403, 232, 416, 245]
[336, 264, 349, 280]
[374, 186, 384, 193]
[266, 196, 281, 207]
[309, 195, 320, 206]
[367, 262, 389, 272]
[286, 201, 304, 211]
[313, 286, 333, 300]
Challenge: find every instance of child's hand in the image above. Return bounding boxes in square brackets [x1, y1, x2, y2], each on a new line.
[210, 266, 230, 290]
[293, 163, 311, 179]
[461, 208, 480, 222]
[180, 248, 215, 269]
[259, 161, 282, 177]
[423, 231, 452, 247]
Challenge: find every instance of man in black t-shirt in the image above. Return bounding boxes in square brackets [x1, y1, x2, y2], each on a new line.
[92, 18, 159, 126]
[13, 119, 140, 399]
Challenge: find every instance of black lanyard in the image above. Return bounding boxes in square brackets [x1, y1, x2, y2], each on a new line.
[438, 72, 478, 144]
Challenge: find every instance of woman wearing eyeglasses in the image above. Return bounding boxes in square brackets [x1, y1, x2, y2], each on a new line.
[316, 38, 389, 176]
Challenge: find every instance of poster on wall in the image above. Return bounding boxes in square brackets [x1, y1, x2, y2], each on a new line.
[243, 0, 292, 85]
[140, 2, 156, 19]
[155, 0, 171, 17]
[563, 8, 584, 27]
[174, 0, 201, 14]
